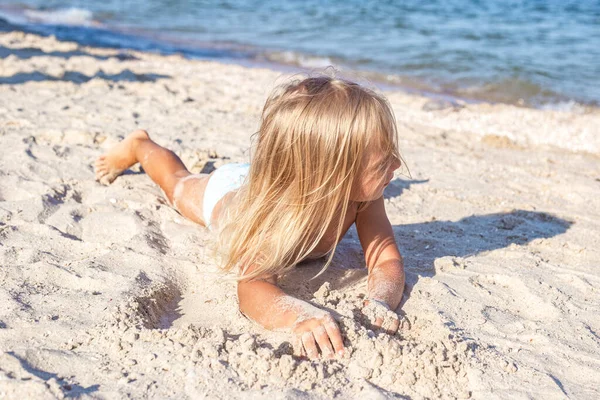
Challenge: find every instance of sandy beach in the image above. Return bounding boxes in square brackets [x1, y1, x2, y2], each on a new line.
[1, 31, 599, 399]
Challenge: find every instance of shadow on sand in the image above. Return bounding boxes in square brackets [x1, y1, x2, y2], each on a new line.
[0, 69, 169, 85]
[7, 352, 100, 398]
[0, 45, 137, 61]
[383, 177, 429, 199]
[281, 179, 572, 301]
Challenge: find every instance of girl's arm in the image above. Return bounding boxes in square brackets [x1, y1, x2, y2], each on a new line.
[355, 196, 406, 332]
[237, 277, 345, 359]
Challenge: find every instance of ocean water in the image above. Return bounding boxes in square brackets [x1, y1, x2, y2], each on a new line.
[1, 0, 599, 109]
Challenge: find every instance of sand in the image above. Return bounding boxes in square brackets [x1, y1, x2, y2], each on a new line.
[1, 31, 599, 399]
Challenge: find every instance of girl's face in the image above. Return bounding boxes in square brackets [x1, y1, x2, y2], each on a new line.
[350, 146, 401, 202]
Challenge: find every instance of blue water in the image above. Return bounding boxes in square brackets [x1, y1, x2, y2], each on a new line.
[1, 0, 599, 108]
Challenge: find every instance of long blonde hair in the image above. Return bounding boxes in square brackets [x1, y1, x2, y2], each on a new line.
[217, 73, 400, 281]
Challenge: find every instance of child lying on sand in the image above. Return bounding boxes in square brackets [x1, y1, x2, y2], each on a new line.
[95, 75, 405, 359]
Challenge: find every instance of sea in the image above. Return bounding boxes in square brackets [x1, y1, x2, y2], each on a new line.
[1, 0, 599, 110]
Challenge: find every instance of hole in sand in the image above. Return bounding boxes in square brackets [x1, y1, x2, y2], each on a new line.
[129, 283, 183, 330]
[157, 293, 183, 329]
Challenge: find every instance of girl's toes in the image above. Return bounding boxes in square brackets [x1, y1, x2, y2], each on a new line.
[98, 171, 119, 185]
[95, 171, 107, 181]
[95, 163, 106, 174]
[98, 175, 112, 186]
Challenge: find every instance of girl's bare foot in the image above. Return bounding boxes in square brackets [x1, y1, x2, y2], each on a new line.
[95, 129, 149, 185]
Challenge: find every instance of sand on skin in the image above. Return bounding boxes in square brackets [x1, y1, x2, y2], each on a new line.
[0, 31, 599, 399]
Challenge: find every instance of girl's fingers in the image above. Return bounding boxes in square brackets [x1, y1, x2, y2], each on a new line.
[374, 317, 384, 328]
[383, 315, 400, 334]
[292, 335, 305, 357]
[400, 316, 412, 331]
[381, 317, 391, 332]
[301, 331, 319, 360]
[390, 316, 401, 334]
[312, 325, 335, 359]
[324, 319, 345, 356]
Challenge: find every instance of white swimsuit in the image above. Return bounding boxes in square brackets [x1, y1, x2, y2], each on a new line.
[203, 163, 250, 228]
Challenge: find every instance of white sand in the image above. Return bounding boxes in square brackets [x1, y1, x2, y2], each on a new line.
[1, 31, 599, 399]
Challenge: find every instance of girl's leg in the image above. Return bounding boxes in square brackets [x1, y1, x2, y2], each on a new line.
[94, 129, 210, 226]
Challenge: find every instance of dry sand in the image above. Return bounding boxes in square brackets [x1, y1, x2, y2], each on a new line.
[1, 31, 599, 399]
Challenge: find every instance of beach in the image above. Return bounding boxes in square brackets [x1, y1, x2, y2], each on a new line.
[1, 31, 599, 399]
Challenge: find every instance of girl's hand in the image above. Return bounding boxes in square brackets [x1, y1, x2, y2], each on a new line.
[361, 298, 403, 334]
[292, 312, 345, 360]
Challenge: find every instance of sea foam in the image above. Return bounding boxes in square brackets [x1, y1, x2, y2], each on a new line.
[24, 7, 93, 26]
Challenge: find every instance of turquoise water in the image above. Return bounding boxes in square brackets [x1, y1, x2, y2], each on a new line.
[1, 1, 599, 108]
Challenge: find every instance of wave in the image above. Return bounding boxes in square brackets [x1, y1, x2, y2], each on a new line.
[262, 50, 336, 70]
[0, 5, 96, 27]
[24, 7, 94, 26]
[258, 50, 591, 110]
[539, 100, 588, 113]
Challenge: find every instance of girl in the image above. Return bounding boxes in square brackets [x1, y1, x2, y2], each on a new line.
[95, 75, 405, 360]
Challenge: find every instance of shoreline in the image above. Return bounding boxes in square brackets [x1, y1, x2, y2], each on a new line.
[1, 7, 598, 113]
[1, 31, 599, 399]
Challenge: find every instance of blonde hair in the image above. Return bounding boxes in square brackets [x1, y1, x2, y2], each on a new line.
[217, 73, 401, 281]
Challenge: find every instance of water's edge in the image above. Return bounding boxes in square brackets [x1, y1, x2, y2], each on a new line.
[0, 8, 596, 113]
